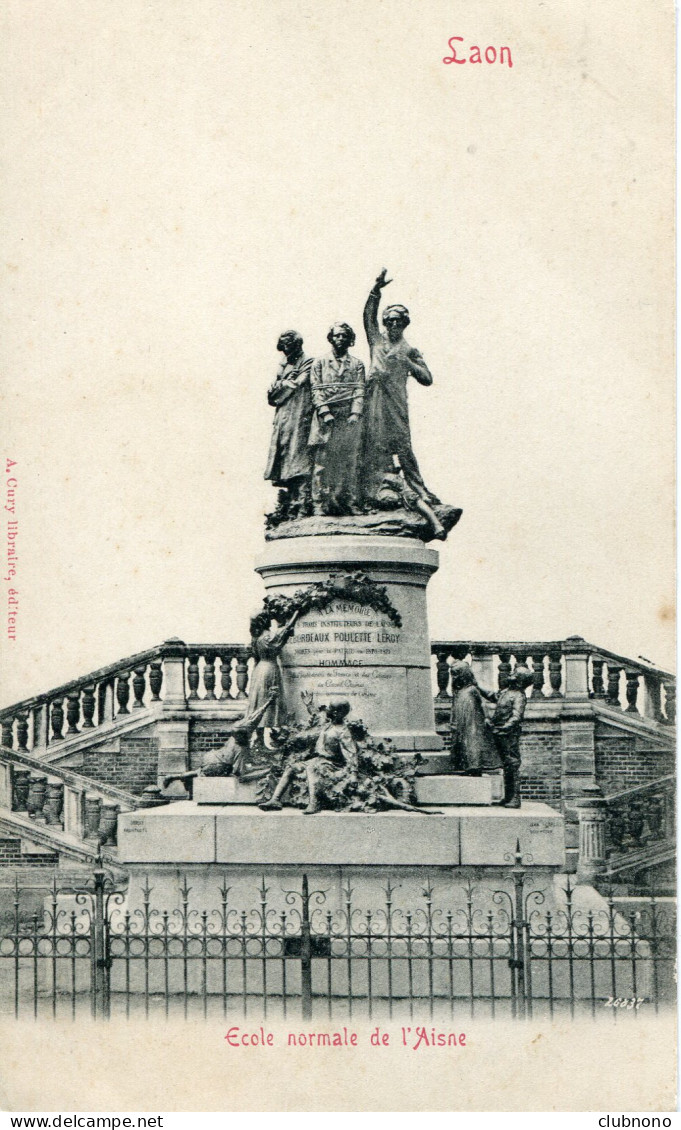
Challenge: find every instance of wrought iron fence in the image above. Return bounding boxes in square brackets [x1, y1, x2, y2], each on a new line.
[0, 856, 675, 1022]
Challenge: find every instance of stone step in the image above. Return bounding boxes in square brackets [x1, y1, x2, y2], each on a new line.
[414, 773, 503, 806]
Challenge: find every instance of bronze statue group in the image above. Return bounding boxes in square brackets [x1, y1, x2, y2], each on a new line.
[165, 658, 531, 812]
[265, 270, 446, 539]
[161, 272, 531, 811]
[449, 661, 534, 808]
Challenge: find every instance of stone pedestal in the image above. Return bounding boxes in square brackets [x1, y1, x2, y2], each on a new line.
[255, 536, 442, 752]
[118, 800, 565, 868]
[575, 783, 608, 884]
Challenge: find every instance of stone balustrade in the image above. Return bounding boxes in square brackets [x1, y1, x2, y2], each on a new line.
[0, 639, 251, 754]
[604, 776, 675, 863]
[0, 636, 673, 758]
[429, 637, 675, 725]
[0, 748, 144, 849]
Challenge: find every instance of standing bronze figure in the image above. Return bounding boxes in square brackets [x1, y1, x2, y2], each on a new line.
[265, 330, 314, 520]
[449, 661, 502, 775]
[247, 608, 301, 741]
[308, 322, 366, 516]
[487, 666, 534, 808]
[361, 269, 439, 507]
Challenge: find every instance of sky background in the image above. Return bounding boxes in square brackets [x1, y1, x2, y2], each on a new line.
[1, 0, 675, 707]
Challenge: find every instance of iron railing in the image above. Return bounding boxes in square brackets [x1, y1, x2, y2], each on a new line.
[0, 855, 675, 1022]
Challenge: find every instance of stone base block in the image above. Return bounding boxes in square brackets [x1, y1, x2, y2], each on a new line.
[415, 751, 454, 774]
[118, 801, 565, 868]
[414, 773, 503, 806]
[459, 808, 565, 866]
[193, 777, 259, 805]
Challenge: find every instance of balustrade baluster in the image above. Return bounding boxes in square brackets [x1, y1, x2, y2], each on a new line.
[219, 653, 233, 699]
[641, 794, 664, 844]
[51, 699, 64, 741]
[66, 694, 80, 735]
[99, 802, 119, 846]
[116, 672, 131, 715]
[624, 670, 640, 714]
[235, 652, 249, 698]
[187, 654, 200, 699]
[434, 650, 451, 699]
[530, 653, 546, 697]
[132, 666, 147, 709]
[84, 795, 102, 842]
[12, 768, 30, 812]
[513, 651, 529, 669]
[45, 781, 64, 828]
[203, 654, 217, 699]
[590, 658, 606, 698]
[547, 650, 563, 697]
[97, 683, 106, 725]
[606, 665, 622, 708]
[149, 661, 163, 701]
[81, 686, 96, 728]
[27, 774, 47, 823]
[15, 713, 28, 750]
[497, 650, 511, 691]
[2, 717, 14, 749]
[662, 682, 675, 725]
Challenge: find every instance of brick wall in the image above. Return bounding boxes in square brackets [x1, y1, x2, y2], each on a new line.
[595, 723, 675, 795]
[15, 851, 59, 867]
[71, 714, 673, 805]
[81, 734, 158, 795]
[519, 727, 562, 805]
[0, 838, 58, 868]
[0, 837, 21, 865]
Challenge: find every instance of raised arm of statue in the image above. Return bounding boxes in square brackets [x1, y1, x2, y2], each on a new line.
[268, 609, 301, 653]
[363, 269, 392, 350]
[363, 289, 381, 349]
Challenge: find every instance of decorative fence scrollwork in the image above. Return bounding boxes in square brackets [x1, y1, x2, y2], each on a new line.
[0, 855, 675, 1022]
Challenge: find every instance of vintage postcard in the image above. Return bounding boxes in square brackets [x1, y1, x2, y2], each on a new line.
[0, 0, 675, 1114]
